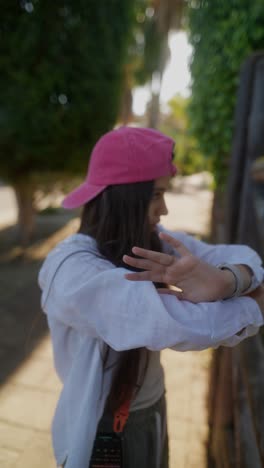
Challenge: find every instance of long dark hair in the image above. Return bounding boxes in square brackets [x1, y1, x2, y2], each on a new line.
[79, 181, 164, 412]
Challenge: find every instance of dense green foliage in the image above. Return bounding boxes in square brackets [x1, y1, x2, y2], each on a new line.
[188, 0, 264, 188]
[160, 95, 211, 175]
[119, 1, 168, 90]
[0, 1, 135, 181]
[133, 6, 169, 86]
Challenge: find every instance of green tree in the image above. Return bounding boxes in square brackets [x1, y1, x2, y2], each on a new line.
[160, 95, 210, 175]
[0, 0, 135, 244]
[118, 0, 186, 127]
[146, 0, 186, 128]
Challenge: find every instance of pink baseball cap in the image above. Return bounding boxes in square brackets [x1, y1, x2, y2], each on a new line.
[62, 126, 177, 209]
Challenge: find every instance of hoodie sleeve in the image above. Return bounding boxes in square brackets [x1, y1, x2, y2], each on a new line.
[39, 252, 264, 352]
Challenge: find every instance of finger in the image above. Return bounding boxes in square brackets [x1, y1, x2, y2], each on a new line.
[125, 271, 163, 282]
[159, 232, 191, 257]
[129, 247, 175, 267]
[157, 288, 184, 299]
[123, 254, 161, 271]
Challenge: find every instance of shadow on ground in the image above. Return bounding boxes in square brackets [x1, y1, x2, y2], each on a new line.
[0, 211, 77, 385]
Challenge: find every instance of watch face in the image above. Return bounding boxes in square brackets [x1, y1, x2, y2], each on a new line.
[90, 432, 123, 468]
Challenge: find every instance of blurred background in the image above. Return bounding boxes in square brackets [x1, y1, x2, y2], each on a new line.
[1, 1, 264, 467]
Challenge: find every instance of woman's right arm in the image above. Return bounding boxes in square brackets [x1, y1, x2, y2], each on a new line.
[39, 255, 264, 352]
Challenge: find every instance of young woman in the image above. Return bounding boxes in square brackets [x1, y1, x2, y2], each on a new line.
[39, 126, 264, 468]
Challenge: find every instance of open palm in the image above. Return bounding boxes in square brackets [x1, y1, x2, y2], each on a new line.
[123, 232, 234, 303]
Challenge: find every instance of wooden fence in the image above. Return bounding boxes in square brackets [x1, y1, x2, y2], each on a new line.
[208, 52, 264, 468]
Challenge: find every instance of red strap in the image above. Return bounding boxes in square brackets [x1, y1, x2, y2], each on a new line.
[113, 398, 131, 433]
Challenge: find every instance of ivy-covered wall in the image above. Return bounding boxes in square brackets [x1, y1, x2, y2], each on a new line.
[188, 0, 264, 188]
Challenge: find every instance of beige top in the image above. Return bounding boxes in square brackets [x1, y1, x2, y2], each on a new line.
[131, 351, 165, 411]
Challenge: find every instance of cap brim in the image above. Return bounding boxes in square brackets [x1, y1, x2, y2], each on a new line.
[62, 182, 106, 209]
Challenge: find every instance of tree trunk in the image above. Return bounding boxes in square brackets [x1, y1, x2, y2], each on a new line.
[147, 68, 163, 129]
[13, 179, 36, 246]
[119, 86, 133, 125]
[147, 90, 161, 129]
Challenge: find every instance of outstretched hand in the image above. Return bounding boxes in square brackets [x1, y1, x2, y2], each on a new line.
[123, 231, 235, 303]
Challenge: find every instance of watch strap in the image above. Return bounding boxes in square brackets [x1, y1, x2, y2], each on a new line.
[217, 263, 246, 299]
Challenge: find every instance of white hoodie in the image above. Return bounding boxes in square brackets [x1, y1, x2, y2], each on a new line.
[38, 228, 264, 467]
